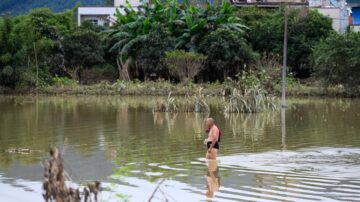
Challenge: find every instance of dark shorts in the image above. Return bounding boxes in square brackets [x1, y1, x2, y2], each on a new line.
[207, 141, 219, 150]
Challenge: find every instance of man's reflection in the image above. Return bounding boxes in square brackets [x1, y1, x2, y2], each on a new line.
[206, 160, 220, 201]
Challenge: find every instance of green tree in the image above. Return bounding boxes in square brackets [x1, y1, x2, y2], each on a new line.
[199, 29, 258, 80]
[105, 0, 251, 81]
[175, 1, 247, 51]
[0, 16, 17, 87]
[63, 27, 105, 82]
[312, 32, 360, 88]
[165, 50, 207, 83]
[238, 7, 333, 78]
[134, 27, 175, 80]
[0, 8, 75, 89]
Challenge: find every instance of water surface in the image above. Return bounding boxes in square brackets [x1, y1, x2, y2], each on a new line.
[0, 96, 359, 201]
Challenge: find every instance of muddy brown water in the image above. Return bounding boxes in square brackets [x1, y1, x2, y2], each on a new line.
[0, 96, 360, 201]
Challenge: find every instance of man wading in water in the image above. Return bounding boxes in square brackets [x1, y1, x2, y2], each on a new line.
[204, 118, 221, 160]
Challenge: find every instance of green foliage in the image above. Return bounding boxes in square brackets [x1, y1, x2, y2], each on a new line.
[0, 8, 76, 89]
[105, 0, 251, 82]
[0, 1, 353, 94]
[312, 32, 360, 88]
[238, 7, 333, 78]
[224, 70, 278, 113]
[224, 86, 277, 113]
[63, 27, 105, 81]
[52, 76, 77, 87]
[199, 29, 258, 78]
[249, 54, 282, 92]
[224, 85, 277, 113]
[132, 26, 175, 79]
[165, 50, 207, 82]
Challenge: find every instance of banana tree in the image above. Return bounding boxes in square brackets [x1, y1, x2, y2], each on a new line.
[106, 3, 152, 81]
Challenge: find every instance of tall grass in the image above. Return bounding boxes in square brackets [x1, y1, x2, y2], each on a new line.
[152, 92, 178, 112]
[224, 85, 277, 113]
[184, 88, 210, 113]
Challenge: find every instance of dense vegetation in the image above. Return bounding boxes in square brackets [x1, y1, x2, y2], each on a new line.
[238, 7, 333, 78]
[0, 0, 358, 95]
[312, 32, 360, 88]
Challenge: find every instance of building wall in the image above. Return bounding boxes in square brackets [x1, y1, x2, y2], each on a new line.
[350, 25, 360, 31]
[77, 7, 119, 26]
[77, 1, 143, 26]
[316, 8, 348, 32]
[80, 15, 110, 26]
[309, 0, 332, 7]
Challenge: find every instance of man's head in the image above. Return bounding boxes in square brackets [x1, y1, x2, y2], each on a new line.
[206, 117, 215, 129]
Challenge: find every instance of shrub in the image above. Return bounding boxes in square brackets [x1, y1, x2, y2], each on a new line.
[52, 76, 77, 87]
[165, 50, 207, 83]
[312, 32, 360, 88]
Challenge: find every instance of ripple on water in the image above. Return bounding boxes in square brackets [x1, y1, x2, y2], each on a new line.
[217, 147, 360, 179]
[211, 147, 360, 202]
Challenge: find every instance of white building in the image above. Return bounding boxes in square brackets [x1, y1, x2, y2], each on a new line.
[77, 0, 142, 26]
[309, 0, 349, 33]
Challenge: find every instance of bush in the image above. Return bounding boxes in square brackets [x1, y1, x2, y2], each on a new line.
[199, 29, 258, 79]
[312, 32, 360, 88]
[165, 50, 207, 83]
[52, 76, 77, 87]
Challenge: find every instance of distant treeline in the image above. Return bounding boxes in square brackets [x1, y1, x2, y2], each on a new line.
[0, 0, 359, 91]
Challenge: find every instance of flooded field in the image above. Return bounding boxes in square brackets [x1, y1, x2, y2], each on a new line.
[0, 96, 359, 201]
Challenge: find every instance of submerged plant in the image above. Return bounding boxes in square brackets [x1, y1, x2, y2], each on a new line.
[152, 92, 178, 112]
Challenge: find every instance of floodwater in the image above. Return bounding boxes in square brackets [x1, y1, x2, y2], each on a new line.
[0, 96, 360, 202]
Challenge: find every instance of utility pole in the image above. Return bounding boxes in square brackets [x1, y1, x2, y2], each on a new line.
[34, 42, 39, 89]
[281, 7, 288, 108]
[281, 6, 288, 151]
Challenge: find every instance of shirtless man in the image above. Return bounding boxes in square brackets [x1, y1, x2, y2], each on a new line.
[204, 118, 220, 160]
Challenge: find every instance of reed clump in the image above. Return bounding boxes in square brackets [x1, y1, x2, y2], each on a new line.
[183, 87, 210, 113]
[152, 92, 178, 112]
[224, 85, 277, 113]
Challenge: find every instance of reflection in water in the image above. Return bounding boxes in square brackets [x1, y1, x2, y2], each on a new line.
[153, 112, 178, 134]
[1, 96, 360, 201]
[281, 107, 287, 150]
[206, 160, 220, 201]
[224, 112, 279, 151]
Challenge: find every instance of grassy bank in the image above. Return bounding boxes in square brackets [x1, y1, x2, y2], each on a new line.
[1, 80, 359, 98]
